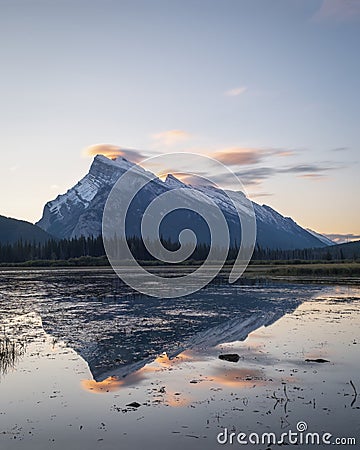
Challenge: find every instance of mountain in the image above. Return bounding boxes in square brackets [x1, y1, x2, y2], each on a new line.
[306, 228, 335, 246]
[0, 215, 53, 245]
[36, 155, 329, 250]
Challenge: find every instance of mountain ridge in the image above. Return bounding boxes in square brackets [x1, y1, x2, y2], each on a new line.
[36, 155, 331, 250]
[0, 215, 53, 245]
[306, 228, 335, 246]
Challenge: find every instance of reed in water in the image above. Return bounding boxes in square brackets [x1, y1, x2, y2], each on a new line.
[0, 334, 25, 377]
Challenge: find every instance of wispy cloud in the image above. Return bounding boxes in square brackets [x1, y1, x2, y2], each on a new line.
[279, 164, 332, 174]
[85, 144, 146, 163]
[280, 163, 338, 181]
[209, 162, 341, 187]
[248, 192, 273, 199]
[224, 86, 247, 97]
[213, 148, 263, 166]
[312, 0, 360, 23]
[323, 233, 360, 244]
[212, 147, 295, 167]
[152, 130, 191, 146]
[203, 167, 273, 187]
[170, 173, 217, 187]
[233, 167, 276, 186]
[297, 173, 326, 181]
[277, 150, 296, 157]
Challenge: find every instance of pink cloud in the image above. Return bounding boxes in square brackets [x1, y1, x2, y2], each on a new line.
[85, 144, 146, 163]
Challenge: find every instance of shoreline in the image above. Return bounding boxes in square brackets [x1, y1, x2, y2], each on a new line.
[1, 263, 359, 286]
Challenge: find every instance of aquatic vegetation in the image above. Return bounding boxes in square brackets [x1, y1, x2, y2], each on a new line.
[0, 334, 25, 377]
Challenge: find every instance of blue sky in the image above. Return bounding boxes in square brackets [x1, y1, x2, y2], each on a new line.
[0, 0, 359, 239]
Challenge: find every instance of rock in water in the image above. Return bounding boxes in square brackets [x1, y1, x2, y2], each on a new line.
[305, 358, 329, 363]
[219, 353, 240, 363]
[126, 402, 141, 408]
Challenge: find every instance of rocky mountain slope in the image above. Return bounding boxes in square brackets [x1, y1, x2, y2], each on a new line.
[37, 155, 330, 250]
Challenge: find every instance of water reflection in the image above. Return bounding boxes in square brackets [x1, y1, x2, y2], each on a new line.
[82, 348, 268, 397]
[82, 376, 130, 393]
[82, 352, 195, 394]
[0, 272, 359, 449]
[0, 269, 318, 382]
[209, 367, 266, 388]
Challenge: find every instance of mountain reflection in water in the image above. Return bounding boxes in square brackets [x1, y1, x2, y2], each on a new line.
[0, 268, 321, 381]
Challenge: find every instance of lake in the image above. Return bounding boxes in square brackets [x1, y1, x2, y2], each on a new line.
[0, 269, 359, 449]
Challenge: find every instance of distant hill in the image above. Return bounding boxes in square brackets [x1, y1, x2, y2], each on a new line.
[0, 215, 53, 244]
[313, 240, 360, 260]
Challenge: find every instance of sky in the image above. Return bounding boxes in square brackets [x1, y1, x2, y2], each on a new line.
[0, 0, 359, 242]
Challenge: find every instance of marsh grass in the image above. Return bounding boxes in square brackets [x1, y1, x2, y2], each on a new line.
[0, 334, 25, 377]
[266, 263, 360, 276]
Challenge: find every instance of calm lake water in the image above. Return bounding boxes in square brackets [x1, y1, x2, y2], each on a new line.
[0, 269, 359, 449]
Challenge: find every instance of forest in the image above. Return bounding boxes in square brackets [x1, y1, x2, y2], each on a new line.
[0, 235, 358, 265]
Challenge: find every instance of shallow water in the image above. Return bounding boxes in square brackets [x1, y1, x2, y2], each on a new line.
[0, 269, 359, 449]
[0, 268, 318, 379]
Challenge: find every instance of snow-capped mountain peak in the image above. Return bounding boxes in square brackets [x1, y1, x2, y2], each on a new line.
[164, 174, 189, 188]
[36, 154, 329, 249]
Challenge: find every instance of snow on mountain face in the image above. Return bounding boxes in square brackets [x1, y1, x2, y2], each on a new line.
[36, 155, 133, 238]
[164, 173, 189, 189]
[36, 155, 328, 249]
[173, 183, 326, 249]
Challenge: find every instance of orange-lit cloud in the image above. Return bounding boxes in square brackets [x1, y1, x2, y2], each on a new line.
[85, 143, 146, 162]
[153, 171, 215, 187]
[297, 173, 326, 181]
[152, 130, 191, 146]
[225, 86, 247, 96]
[175, 173, 218, 187]
[211, 147, 295, 167]
[277, 150, 296, 157]
[213, 148, 263, 166]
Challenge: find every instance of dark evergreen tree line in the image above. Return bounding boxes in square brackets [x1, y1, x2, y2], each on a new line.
[0, 236, 105, 263]
[0, 236, 356, 264]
